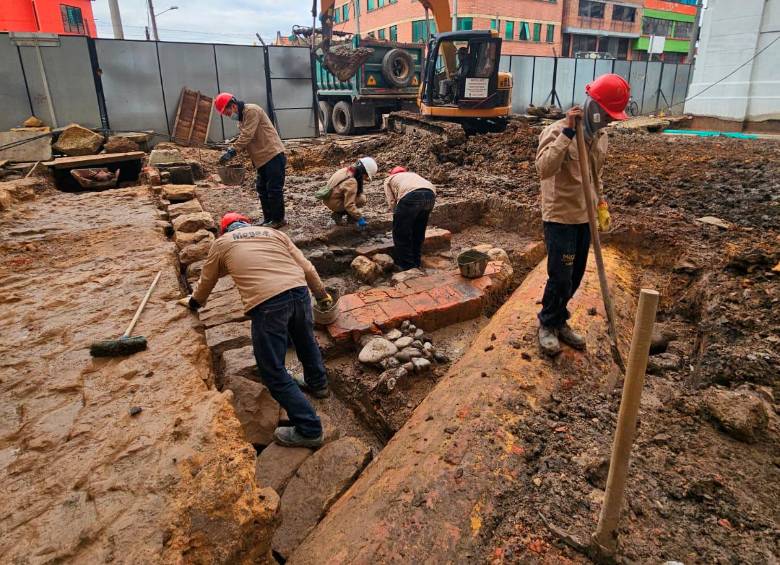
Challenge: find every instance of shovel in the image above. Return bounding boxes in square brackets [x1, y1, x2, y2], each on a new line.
[90, 271, 162, 357]
[574, 118, 625, 373]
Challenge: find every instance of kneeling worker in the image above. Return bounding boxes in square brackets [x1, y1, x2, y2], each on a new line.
[214, 92, 287, 228]
[384, 167, 436, 270]
[319, 157, 377, 227]
[179, 213, 333, 448]
[535, 73, 629, 356]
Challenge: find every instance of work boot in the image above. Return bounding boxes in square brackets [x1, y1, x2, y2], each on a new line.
[538, 325, 561, 356]
[267, 219, 288, 229]
[558, 323, 586, 350]
[292, 373, 330, 399]
[273, 426, 324, 448]
[331, 211, 346, 226]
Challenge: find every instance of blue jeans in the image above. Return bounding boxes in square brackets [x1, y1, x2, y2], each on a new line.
[538, 222, 590, 329]
[247, 286, 326, 438]
[393, 189, 436, 270]
[256, 152, 286, 222]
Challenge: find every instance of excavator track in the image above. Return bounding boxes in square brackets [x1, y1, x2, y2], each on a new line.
[386, 111, 467, 147]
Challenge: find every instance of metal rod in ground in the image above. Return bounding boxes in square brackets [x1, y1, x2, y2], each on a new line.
[591, 288, 659, 554]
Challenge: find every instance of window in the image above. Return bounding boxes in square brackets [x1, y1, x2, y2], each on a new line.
[457, 18, 473, 31]
[642, 17, 673, 37]
[378, 0, 385, 7]
[491, 19, 498, 30]
[505, 21, 514, 40]
[612, 5, 636, 23]
[572, 34, 597, 53]
[533, 23, 542, 42]
[390, 24, 398, 41]
[519, 22, 530, 41]
[60, 4, 86, 34]
[342, 4, 349, 21]
[546, 24, 555, 43]
[389, 0, 398, 3]
[412, 19, 436, 42]
[367, 31, 375, 38]
[333, 8, 340, 23]
[663, 52, 687, 63]
[378, 28, 386, 40]
[578, 0, 605, 19]
[367, 0, 375, 11]
[672, 21, 694, 39]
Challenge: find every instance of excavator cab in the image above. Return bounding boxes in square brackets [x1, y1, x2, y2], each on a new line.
[419, 30, 512, 133]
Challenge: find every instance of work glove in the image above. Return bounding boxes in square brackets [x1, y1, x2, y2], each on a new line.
[356, 217, 367, 231]
[219, 147, 237, 164]
[317, 293, 334, 310]
[597, 200, 611, 232]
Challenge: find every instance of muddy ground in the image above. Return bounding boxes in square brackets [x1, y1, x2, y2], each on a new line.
[186, 121, 778, 563]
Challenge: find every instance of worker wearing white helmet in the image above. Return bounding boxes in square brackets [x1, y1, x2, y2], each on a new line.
[317, 157, 377, 229]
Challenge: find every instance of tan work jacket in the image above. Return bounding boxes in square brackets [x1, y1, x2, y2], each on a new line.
[535, 118, 608, 224]
[234, 103, 285, 169]
[383, 172, 436, 212]
[192, 226, 325, 313]
[323, 167, 366, 219]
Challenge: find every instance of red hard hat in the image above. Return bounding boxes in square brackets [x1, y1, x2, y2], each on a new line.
[214, 92, 235, 115]
[389, 166, 407, 175]
[585, 74, 630, 120]
[220, 212, 250, 234]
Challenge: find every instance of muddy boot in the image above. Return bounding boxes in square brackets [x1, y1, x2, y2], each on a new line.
[538, 325, 561, 356]
[291, 373, 330, 399]
[558, 323, 586, 350]
[273, 426, 324, 448]
[331, 211, 346, 226]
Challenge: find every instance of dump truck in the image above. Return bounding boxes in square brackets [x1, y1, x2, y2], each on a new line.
[315, 36, 425, 135]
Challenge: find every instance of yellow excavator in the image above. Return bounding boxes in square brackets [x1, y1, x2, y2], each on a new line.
[315, 0, 513, 137]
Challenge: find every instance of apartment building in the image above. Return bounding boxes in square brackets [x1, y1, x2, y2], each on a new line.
[561, 0, 643, 58]
[633, 0, 697, 62]
[331, 0, 564, 56]
[0, 0, 96, 37]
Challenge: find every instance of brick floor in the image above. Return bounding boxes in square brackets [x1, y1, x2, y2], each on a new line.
[327, 261, 512, 344]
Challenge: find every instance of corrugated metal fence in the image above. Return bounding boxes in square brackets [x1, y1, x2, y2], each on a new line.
[0, 33, 318, 143]
[499, 55, 691, 115]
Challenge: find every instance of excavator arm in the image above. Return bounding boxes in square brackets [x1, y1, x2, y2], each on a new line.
[314, 0, 373, 82]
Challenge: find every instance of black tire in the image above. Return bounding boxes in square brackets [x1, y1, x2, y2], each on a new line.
[381, 49, 414, 88]
[332, 101, 355, 135]
[319, 101, 334, 134]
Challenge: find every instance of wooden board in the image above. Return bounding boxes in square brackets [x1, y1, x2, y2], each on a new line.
[172, 88, 213, 147]
[44, 151, 145, 169]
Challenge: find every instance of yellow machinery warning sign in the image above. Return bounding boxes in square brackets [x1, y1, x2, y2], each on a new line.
[367, 75, 377, 86]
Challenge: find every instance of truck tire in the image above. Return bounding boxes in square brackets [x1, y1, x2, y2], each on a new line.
[382, 49, 414, 88]
[319, 101, 335, 134]
[332, 101, 355, 135]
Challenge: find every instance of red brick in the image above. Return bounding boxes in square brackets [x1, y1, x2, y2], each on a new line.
[327, 304, 383, 343]
[338, 293, 365, 312]
[405, 291, 438, 314]
[357, 289, 388, 304]
[377, 299, 417, 329]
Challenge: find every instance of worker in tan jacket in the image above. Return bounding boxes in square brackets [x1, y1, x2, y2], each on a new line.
[320, 157, 377, 227]
[179, 213, 333, 449]
[384, 167, 437, 270]
[214, 92, 287, 228]
[535, 73, 629, 356]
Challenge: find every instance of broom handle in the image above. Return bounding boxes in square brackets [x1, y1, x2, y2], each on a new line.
[123, 271, 162, 338]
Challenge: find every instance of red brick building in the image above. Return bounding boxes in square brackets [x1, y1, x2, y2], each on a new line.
[0, 0, 96, 37]
[561, 0, 643, 59]
[331, 0, 564, 56]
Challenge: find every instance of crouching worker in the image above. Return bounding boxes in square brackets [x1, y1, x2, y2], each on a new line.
[179, 213, 334, 448]
[535, 73, 629, 356]
[384, 167, 436, 270]
[318, 157, 377, 228]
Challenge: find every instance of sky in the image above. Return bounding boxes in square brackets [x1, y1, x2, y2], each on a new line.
[91, 0, 314, 44]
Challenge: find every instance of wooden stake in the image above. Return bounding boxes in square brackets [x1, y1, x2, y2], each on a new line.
[574, 118, 625, 372]
[592, 288, 659, 553]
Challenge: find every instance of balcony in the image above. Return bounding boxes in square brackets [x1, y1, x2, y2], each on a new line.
[563, 1, 642, 38]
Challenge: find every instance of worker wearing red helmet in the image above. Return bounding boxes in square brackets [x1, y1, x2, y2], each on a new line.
[214, 92, 287, 228]
[384, 166, 437, 270]
[534, 73, 630, 357]
[179, 213, 333, 449]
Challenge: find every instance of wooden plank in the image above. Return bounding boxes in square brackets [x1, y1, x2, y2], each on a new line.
[186, 91, 201, 144]
[172, 88, 214, 147]
[44, 151, 145, 169]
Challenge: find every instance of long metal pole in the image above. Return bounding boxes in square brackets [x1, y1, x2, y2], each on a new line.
[592, 288, 659, 553]
[108, 0, 124, 39]
[354, 0, 360, 37]
[147, 0, 160, 41]
[452, 0, 458, 31]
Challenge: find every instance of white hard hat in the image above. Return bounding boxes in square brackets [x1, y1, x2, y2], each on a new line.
[358, 156, 378, 180]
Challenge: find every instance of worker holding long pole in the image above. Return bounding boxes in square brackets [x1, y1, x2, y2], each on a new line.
[534, 74, 630, 356]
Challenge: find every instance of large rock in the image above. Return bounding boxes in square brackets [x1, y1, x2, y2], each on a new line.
[704, 389, 768, 443]
[53, 124, 104, 156]
[174, 229, 213, 250]
[221, 345, 259, 382]
[351, 255, 382, 284]
[162, 184, 196, 202]
[255, 443, 313, 494]
[149, 148, 185, 166]
[179, 237, 213, 265]
[223, 374, 281, 445]
[373, 253, 395, 272]
[0, 130, 52, 162]
[358, 337, 398, 365]
[205, 320, 252, 356]
[172, 211, 216, 233]
[272, 437, 372, 559]
[186, 260, 205, 282]
[104, 136, 139, 154]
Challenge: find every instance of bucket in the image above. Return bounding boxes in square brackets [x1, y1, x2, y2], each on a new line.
[457, 249, 489, 279]
[313, 294, 341, 326]
[217, 164, 246, 185]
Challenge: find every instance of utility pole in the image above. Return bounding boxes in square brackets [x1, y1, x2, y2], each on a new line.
[108, 0, 124, 39]
[452, 0, 458, 31]
[147, 0, 160, 41]
[686, 0, 704, 65]
[354, 0, 360, 37]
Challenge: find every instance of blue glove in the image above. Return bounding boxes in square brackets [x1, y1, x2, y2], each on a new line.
[219, 148, 237, 163]
[356, 217, 367, 230]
